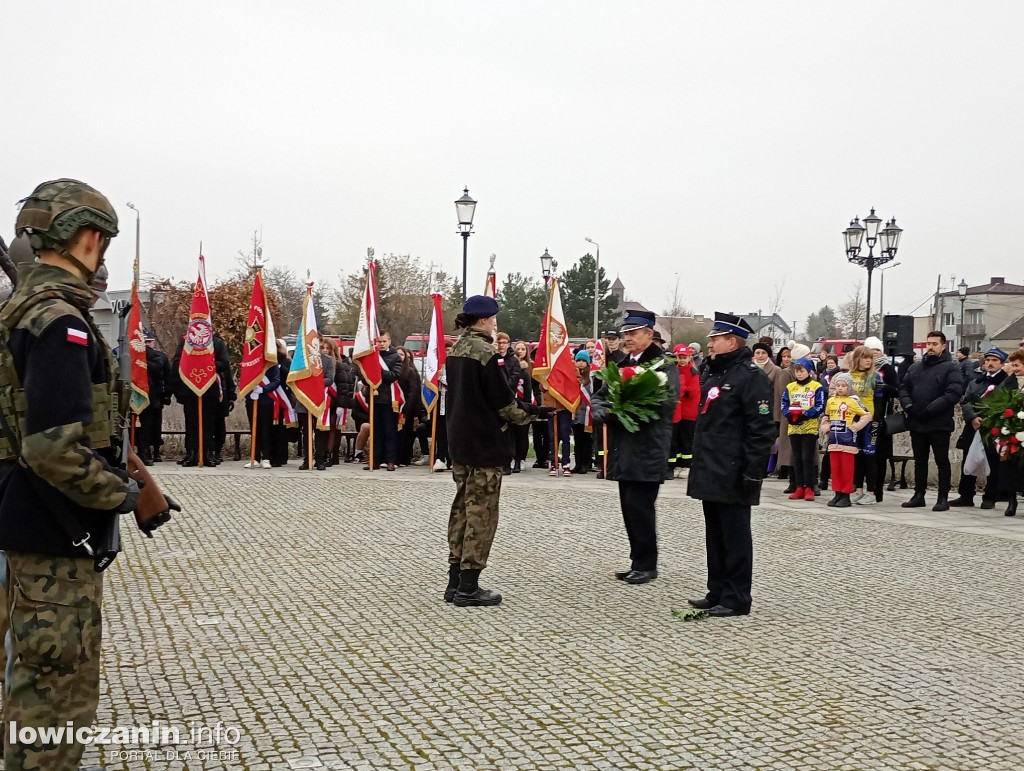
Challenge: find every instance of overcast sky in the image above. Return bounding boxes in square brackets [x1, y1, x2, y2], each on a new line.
[6, 1, 1023, 334]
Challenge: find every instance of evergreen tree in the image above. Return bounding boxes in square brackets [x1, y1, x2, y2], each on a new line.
[558, 253, 618, 338]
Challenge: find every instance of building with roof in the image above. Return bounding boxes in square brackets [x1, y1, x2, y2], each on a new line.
[936, 276, 1024, 352]
[738, 313, 793, 350]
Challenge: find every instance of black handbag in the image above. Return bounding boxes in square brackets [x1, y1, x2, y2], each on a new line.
[884, 408, 909, 436]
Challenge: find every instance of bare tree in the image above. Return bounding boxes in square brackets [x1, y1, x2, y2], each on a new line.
[838, 280, 867, 338]
[660, 275, 694, 346]
[764, 278, 787, 341]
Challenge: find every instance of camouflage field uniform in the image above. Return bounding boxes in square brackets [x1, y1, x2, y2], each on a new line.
[444, 324, 540, 606]
[0, 180, 135, 769]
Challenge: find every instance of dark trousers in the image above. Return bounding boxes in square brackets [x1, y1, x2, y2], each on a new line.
[136, 404, 162, 457]
[619, 480, 660, 572]
[572, 425, 593, 471]
[398, 417, 416, 465]
[513, 424, 530, 463]
[701, 501, 752, 612]
[671, 419, 695, 468]
[183, 390, 218, 459]
[819, 451, 831, 487]
[270, 421, 290, 466]
[299, 415, 328, 466]
[957, 429, 1002, 501]
[245, 398, 274, 461]
[911, 430, 952, 495]
[373, 405, 398, 465]
[790, 434, 817, 489]
[434, 413, 449, 465]
[532, 419, 550, 464]
[548, 410, 572, 467]
[594, 420, 605, 467]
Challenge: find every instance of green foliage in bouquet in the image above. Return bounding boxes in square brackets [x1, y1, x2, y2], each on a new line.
[974, 386, 1024, 463]
[596, 358, 674, 433]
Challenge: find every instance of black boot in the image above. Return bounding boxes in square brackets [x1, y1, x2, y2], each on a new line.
[444, 564, 460, 603]
[783, 480, 797, 495]
[512, 459, 521, 473]
[826, 493, 842, 507]
[180, 453, 198, 468]
[452, 568, 502, 607]
[902, 491, 927, 508]
[152, 448, 163, 463]
[932, 494, 950, 512]
[948, 496, 974, 507]
[833, 493, 852, 508]
[1006, 496, 1017, 517]
[502, 464, 512, 476]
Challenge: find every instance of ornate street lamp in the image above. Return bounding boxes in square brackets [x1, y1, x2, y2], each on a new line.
[539, 248, 553, 283]
[455, 187, 476, 303]
[843, 207, 901, 337]
[958, 278, 969, 350]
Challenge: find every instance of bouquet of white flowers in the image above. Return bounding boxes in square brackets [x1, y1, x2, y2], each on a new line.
[596, 357, 672, 433]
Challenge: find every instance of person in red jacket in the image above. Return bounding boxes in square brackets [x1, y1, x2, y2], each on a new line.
[670, 343, 701, 478]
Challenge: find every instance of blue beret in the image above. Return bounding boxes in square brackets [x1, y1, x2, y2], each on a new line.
[985, 347, 1008, 362]
[463, 295, 500, 318]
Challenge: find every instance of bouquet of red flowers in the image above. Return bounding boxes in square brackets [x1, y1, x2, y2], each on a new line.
[975, 387, 1024, 462]
[596, 357, 672, 433]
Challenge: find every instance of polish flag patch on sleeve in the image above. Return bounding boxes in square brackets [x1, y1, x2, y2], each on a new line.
[66, 327, 89, 346]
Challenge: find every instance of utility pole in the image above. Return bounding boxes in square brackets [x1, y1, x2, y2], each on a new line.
[933, 274, 942, 332]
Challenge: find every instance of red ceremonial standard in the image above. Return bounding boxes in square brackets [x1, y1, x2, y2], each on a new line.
[178, 256, 217, 396]
[238, 268, 277, 398]
[127, 282, 150, 415]
[532, 277, 582, 412]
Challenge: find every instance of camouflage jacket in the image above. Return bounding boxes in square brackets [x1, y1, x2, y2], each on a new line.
[445, 327, 536, 468]
[0, 262, 130, 557]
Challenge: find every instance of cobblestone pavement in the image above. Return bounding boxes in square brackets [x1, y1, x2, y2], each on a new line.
[84, 461, 1024, 770]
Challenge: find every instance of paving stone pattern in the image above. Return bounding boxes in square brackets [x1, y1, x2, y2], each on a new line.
[83, 464, 1024, 769]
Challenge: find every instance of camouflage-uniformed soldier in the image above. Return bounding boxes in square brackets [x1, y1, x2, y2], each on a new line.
[0, 179, 176, 769]
[444, 295, 553, 607]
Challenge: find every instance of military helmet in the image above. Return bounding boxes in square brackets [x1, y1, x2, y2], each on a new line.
[15, 178, 118, 253]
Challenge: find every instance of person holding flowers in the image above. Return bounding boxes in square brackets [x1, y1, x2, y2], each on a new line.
[591, 310, 678, 585]
[992, 348, 1024, 516]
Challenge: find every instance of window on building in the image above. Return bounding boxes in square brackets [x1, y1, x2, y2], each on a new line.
[966, 309, 984, 325]
[942, 313, 955, 326]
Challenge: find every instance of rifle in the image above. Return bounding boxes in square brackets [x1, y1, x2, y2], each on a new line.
[0, 235, 19, 286]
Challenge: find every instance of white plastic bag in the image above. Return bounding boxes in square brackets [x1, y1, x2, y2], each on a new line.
[964, 432, 990, 477]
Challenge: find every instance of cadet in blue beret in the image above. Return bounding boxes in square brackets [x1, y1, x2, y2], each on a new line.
[444, 295, 554, 606]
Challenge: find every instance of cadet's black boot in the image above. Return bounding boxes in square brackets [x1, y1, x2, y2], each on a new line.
[901, 491, 927, 508]
[932, 494, 950, 512]
[1006, 496, 1017, 517]
[453, 569, 503, 607]
[444, 564, 460, 603]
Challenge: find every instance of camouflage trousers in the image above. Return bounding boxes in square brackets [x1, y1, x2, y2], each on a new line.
[448, 464, 503, 570]
[3, 552, 103, 771]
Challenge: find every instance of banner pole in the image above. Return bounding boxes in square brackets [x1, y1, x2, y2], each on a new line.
[198, 397, 205, 467]
[307, 412, 314, 470]
[130, 412, 136, 449]
[429, 405, 437, 471]
[368, 387, 376, 471]
[603, 423, 609, 477]
[249, 399, 259, 466]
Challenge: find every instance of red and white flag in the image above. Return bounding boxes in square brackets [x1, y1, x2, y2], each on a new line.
[353, 261, 384, 389]
[238, 269, 277, 398]
[127, 282, 150, 415]
[484, 270, 497, 299]
[178, 256, 217, 396]
[532, 277, 581, 413]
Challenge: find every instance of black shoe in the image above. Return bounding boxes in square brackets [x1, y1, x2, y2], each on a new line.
[596, 471, 605, 480]
[314, 463, 327, 471]
[444, 565, 460, 603]
[299, 461, 310, 470]
[812, 485, 822, 497]
[623, 569, 657, 585]
[512, 460, 521, 473]
[152, 452, 163, 463]
[833, 493, 852, 508]
[932, 496, 950, 512]
[502, 465, 512, 476]
[783, 482, 797, 495]
[707, 605, 749, 617]
[949, 497, 974, 508]
[453, 587, 503, 607]
[981, 499, 997, 510]
[826, 494, 841, 507]
[1006, 498, 1017, 517]
[181, 456, 198, 468]
[901, 492, 927, 508]
[532, 460, 548, 469]
[687, 598, 715, 610]
[614, 570, 631, 580]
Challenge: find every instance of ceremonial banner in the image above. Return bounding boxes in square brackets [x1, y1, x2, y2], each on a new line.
[421, 293, 447, 413]
[353, 260, 384, 388]
[286, 283, 327, 415]
[533, 277, 582, 412]
[238, 269, 277, 397]
[484, 271, 497, 298]
[127, 282, 150, 415]
[178, 256, 217, 396]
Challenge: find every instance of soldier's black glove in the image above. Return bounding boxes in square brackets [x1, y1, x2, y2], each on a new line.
[138, 494, 180, 537]
[536, 406, 558, 418]
[742, 476, 762, 498]
[162, 395, 172, 406]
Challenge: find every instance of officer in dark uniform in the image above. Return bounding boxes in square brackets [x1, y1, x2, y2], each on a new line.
[687, 312, 776, 617]
[594, 330, 627, 478]
[212, 332, 235, 465]
[172, 334, 229, 467]
[592, 310, 678, 583]
[137, 329, 171, 465]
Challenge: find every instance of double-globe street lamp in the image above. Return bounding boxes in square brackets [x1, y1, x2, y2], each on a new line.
[454, 187, 477, 304]
[843, 208, 903, 338]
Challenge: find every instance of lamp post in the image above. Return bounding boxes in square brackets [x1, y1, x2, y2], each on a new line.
[844, 209, 902, 338]
[126, 201, 140, 284]
[454, 187, 476, 304]
[584, 236, 600, 339]
[540, 248, 553, 286]
[876, 261, 902, 326]
[957, 278, 969, 350]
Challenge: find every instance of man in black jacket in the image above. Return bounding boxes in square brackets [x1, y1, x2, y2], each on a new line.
[686, 313, 775, 617]
[137, 330, 171, 465]
[951, 347, 1008, 507]
[592, 310, 679, 585]
[899, 331, 965, 511]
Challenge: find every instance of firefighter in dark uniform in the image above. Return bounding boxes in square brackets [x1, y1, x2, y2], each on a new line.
[594, 330, 627, 478]
[136, 329, 171, 465]
[686, 313, 776, 617]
